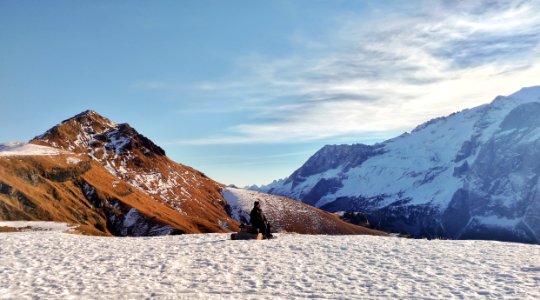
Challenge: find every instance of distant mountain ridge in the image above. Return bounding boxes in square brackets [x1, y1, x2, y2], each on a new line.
[257, 86, 540, 244]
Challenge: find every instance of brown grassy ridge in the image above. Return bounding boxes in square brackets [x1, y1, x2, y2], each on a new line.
[0, 154, 238, 235]
[29, 110, 239, 233]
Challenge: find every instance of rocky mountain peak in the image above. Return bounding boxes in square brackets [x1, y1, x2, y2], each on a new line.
[27, 110, 237, 233]
[63, 109, 117, 130]
[285, 143, 383, 184]
[31, 110, 165, 157]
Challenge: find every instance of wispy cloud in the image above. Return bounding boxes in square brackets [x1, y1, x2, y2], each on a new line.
[175, 0, 540, 145]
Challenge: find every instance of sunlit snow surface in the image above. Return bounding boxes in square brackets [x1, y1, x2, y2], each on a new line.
[0, 221, 75, 232]
[0, 142, 69, 156]
[1, 231, 539, 299]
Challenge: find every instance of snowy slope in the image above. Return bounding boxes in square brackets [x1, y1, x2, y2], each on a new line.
[259, 86, 540, 243]
[0, 221, 75, 232]
[222, 187, 385, 235]
[0, 142, 69, 156]
[223, 187, 320, 227]
[1, 230, 539, 299]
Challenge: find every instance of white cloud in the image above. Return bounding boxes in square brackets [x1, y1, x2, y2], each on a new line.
[179, 0, 540, 145]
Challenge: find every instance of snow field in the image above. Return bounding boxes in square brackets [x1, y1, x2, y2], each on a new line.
[1, 231, 539, 299]
[0, 142, 69, 156]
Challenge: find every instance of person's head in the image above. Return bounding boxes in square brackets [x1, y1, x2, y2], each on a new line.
[254, 201, 260, 208]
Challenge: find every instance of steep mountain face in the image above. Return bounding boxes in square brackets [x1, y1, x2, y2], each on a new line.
[29, 110, 238, 233]
[222, 187, 386, 235]
[259, 86, 540, 244]
[0, 146, 197, 235]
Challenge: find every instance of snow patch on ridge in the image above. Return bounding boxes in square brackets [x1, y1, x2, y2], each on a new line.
[0, 142, 70, 156]
[0, 221, 76, 232]
[66, 157, 81, 164]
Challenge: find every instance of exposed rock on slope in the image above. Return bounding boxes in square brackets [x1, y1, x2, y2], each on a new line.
[30, 110, 237, 233]
[222, 187, 386, 236]
[258, 86, 540, 244]
[1, 111, 388, 237]
[0, 153, 197, 235]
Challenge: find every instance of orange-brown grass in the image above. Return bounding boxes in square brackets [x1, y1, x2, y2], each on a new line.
[0, 154, 239, 235]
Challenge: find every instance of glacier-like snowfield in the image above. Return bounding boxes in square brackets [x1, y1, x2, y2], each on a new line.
[1, 230, 539, 299]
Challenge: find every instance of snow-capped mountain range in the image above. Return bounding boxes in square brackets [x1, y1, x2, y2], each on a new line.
[257, 86, 540, 244]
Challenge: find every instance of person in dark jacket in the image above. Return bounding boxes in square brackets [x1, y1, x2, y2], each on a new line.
[250, 201, 273, 239]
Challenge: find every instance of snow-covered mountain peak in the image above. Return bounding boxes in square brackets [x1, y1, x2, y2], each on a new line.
[290, 143, 382, 178]
[31, 110, 165, 158]
[259, 86, 540, 243]
[507, 85, 540, 101]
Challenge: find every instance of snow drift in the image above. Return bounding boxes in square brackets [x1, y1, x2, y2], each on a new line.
[1, 230, 538, 299]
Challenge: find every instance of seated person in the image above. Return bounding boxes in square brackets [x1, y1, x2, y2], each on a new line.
[249, 201, 273, 239]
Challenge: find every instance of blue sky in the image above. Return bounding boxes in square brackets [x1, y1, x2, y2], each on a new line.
[2, 1, 540, 186]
